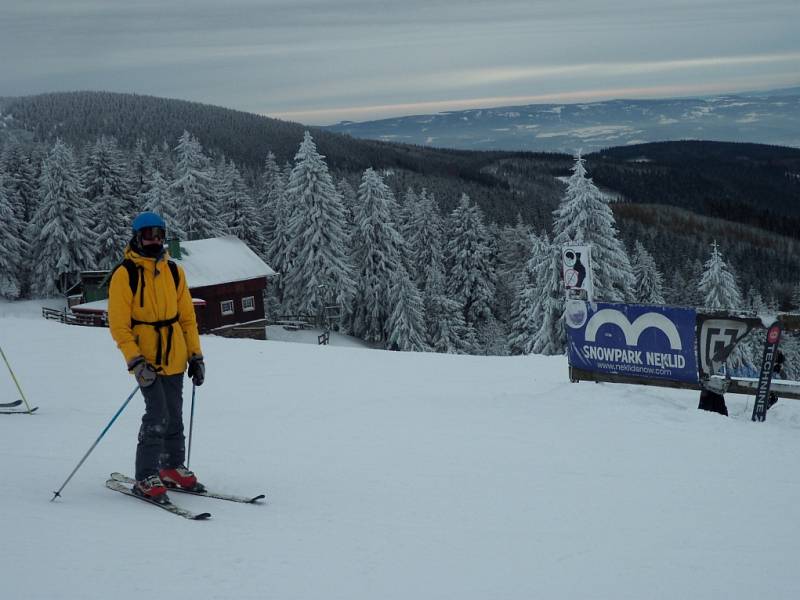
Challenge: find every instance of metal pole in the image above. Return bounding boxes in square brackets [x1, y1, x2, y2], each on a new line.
[186, 384, 196, 469]
[0, 345, 33, 414]
[51, 385, 139, 501]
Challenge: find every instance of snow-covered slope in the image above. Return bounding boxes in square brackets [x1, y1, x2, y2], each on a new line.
[2, 306, 799, 599]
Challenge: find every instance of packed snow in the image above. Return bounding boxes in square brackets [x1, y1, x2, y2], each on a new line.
[2, 301, 800, 599]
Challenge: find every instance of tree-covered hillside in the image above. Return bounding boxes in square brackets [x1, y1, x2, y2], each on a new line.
[1, 90, 798, 314]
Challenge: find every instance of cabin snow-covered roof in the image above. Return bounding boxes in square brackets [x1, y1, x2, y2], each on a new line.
[174, 236, 276, 288]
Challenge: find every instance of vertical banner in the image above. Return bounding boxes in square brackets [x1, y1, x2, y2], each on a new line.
[566, 301, 698, 384]
[562, 244, 592, 300]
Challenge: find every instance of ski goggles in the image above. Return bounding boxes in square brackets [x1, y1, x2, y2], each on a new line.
[139, 226, 166, 242]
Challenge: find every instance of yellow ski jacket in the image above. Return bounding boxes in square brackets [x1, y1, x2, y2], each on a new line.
[108, 246, 202, 376]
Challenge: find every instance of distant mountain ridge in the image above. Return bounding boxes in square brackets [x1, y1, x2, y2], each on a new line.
[325, 88, 800, 153]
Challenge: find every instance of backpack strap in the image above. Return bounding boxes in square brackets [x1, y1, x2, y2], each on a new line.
[167, 260, 181, 290]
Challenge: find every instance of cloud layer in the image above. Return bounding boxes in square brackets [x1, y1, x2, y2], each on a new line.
[2, 1, 799, 124]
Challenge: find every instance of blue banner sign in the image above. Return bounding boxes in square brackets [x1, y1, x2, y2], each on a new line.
[566, 301, 698, 384]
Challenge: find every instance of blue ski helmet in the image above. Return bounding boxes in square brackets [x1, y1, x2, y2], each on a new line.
[131, 211, 166, 233]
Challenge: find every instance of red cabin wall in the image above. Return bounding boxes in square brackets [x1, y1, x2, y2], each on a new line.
[188, 277, 266, 332]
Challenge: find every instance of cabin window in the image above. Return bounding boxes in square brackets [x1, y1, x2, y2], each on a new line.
[220, 300, 235, 316]
[242, 296, 255, 312]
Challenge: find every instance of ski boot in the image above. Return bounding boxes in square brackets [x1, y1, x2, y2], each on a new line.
[133, 474, 169, 503]
[160, 466, 206, 492]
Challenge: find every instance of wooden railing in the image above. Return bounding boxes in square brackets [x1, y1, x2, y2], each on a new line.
[42, 307, 108, 328]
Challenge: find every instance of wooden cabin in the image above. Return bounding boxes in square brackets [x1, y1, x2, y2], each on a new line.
[70, 236, 276, 336]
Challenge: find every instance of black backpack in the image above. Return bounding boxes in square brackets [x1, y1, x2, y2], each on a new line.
[113, 258, 181, 296]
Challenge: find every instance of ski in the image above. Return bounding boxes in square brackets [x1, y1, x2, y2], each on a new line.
[0, 400, 22, 408]
[110, 472, 265, 504]
[0, 406, 38, 415]
[105, 479, 211, 520]
[752, 321, 783, 422]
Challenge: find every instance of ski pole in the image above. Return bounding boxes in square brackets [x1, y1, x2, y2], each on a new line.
[0, 345, 33, 414]
[51, 385, 139, 501]
[187, 384, 196, 469]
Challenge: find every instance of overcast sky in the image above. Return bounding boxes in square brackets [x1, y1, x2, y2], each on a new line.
[2, 0, 799, 125]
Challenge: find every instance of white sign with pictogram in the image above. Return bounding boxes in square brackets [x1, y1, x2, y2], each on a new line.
[562, 244, 593, 300]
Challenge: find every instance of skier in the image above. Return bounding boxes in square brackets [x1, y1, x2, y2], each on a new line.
[107, 211, 206, 501]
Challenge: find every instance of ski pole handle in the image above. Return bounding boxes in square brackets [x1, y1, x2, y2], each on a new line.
[51, 385, 139, 501]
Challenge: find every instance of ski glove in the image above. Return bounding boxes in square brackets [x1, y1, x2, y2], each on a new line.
[128, 356, 157, 388]
[187, 354, 205, 386]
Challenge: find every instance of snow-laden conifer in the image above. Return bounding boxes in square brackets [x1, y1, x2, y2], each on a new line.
[259, 152, 284, 253]
[93, 181, 129, 269]
[1, 141, 38, 223]
[128, 138, 150, 199]
[84, 136, 133, 219]
[496, 214, 533, 321]
[0, 174, 23, 297]
[407, 189, 445, 294]
[282, 132, 355, 318]
[507, 232, 547, 355]
[29, 139, 95, 294]
[171, 131, 219, 240]
[336, 177, 357, 230]
[552, 153, 634, 302]
[350, 167, 410, 344]
[425, 292, 474, 353]
[697, 241, 742, 310]
[217, 159, 265, 252]
[385, 265, 428, 352]
[445, 194, 496, 326]
[631, 241, 665, 304]
[140, 170, 184, 240]
[698, 241, 750, 372]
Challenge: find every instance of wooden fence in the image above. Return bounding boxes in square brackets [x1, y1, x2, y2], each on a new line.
[42, 307, 107, 328]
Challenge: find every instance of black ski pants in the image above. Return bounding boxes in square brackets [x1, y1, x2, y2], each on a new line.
[135, 373, 186, 480]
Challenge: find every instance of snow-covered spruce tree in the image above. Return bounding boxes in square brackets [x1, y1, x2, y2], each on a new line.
[349, 167, 413, 345]
[698, 241, 751, 372]
[425, 292, 474, 353]
[171, 131, 219, 240]
[128, 138, 150, 199]
[1, 141, 38, 223]
[406, 188, 444, 294]
[445, 194, 496, 327]
[29, 139, 95, 295]
[266, 179, 292, 305]
[530, 235, 568, 355]
[217, 159, 265, 252]
[698, 241, 742, 310]
[507, 232, 547, 355]
[258, 151, 284, 254]
[631, 240, 665, 304]
[665, 270, 690, 306]
[84, 136, 134, 220]
[552, 152, 634, 302]
[92, 181, 129, 269]
[140, 170, 184, 240]
[408, 193, 472, 353]
[149, 141, 174, 180]
[1, 143, 36, 296]
[0, 174, 23, 298]
[282, 132, 355, 319]
[385, 265, 428, 351]
[496, 214, 533, 322]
